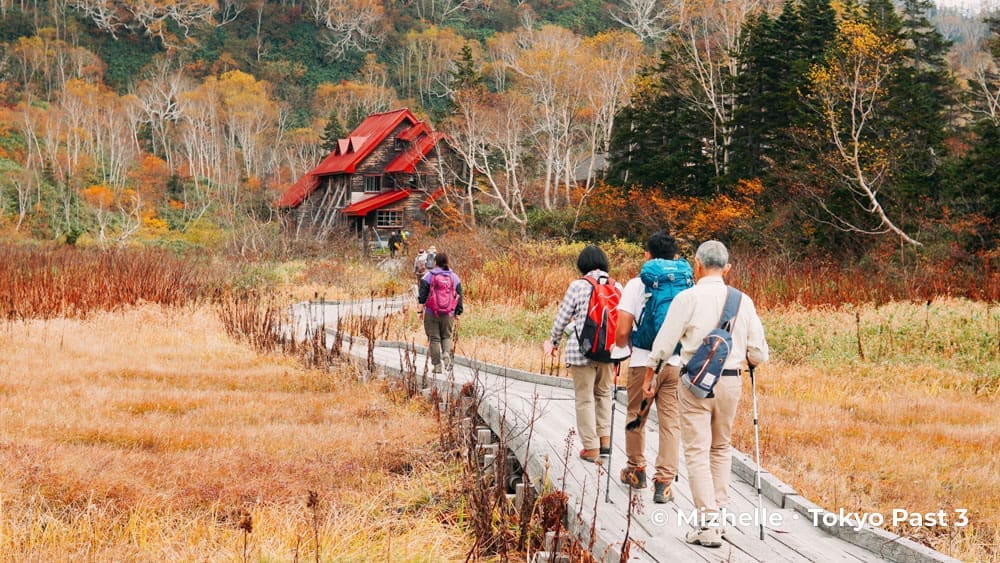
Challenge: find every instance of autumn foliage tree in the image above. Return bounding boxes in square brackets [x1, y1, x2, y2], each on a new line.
[576, 178, 764, 243]
[806, 19, 921, 246]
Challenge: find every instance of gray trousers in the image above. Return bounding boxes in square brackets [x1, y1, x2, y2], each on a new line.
[423, 313, 455, 367]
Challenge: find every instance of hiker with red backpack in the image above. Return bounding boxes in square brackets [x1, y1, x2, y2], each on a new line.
[543, 245, 622, 463]
[418, 251, 463, 374]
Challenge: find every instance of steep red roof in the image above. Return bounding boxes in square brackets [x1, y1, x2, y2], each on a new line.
[340, 189, 411, 216]
[397, 121, 429, 142]
[385, 132, 446, 174]
[275, 171, 321, 208]
[312, 109, 419, 176]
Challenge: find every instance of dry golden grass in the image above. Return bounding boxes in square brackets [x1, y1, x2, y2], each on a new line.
[725, 298, 1000, 562]
[0, 305, 470, 560]
[734, 359, 1000, 562]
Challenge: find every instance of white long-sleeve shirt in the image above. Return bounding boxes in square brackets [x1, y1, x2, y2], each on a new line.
[648, 275, 769, 371]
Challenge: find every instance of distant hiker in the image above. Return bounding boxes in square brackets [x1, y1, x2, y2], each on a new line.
[418, 251, 463, 374]
[414, 248, 428, 282]
[646, 240, 769, 548]
[388, 231, 403, 258]
[543, 245, 622, 463]
[424, 245, 437, 270]
[616, 231, 693, 503]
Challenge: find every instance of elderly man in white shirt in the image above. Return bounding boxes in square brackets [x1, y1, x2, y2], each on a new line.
[644, 240, 769, 548]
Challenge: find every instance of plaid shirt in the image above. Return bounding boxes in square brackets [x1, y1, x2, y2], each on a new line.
[549, 270, 612, 366]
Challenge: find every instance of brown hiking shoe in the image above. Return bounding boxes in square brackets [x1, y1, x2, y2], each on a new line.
[620, 466, 647, 489]
[653, 480, 673, 503]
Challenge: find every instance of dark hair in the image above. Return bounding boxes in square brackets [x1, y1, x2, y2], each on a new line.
[645, 231, 679, 260]
[435, 252, 450, 270]
[576, 245, 609, 275]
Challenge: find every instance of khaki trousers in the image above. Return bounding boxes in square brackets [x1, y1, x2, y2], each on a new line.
[568, 363, 613, 450]
[624, 365, 681, 482]
[679, 375, 742, 516]
[422, 313, 455, 367]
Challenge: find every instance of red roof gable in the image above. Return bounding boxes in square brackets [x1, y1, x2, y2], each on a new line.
[340, 189, 412, 216]
[420, 187, 445, 210]
[312, 109, 419, 176]
[397, 121, 429, 142]
[385, 132, 446, 174]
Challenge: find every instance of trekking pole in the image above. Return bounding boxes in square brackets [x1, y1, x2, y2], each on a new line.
[604, 360, 621, 503]
[750, 364, 765, 541]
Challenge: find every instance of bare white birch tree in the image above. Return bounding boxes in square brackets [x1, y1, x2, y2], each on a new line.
[490, 25, 586, 209]
[611, 0, 674, 43]
[668, 0, 769, 177]
[807, 20, 921, 246]
[132, 55, 193, 169]
[312, 0, 386, 60]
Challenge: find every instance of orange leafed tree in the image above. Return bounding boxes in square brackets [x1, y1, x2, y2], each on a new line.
[578, 178, 764, 243]
[128, 154, 171, 206]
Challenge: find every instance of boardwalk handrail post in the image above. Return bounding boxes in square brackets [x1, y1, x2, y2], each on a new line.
[750, 364, 764, 541]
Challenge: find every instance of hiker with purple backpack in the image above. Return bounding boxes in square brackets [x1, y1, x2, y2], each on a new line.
[418, 251, 463, 374]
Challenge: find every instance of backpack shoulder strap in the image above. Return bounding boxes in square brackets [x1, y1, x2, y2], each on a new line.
[718, 287, 743, 330]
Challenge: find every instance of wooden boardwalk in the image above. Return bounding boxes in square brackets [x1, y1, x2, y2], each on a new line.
[292, 297, 957, 563]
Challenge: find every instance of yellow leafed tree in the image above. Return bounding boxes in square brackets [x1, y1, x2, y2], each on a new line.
[807, 20, 920, 246]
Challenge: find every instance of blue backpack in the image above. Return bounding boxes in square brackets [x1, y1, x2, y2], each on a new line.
[680, 287, 742, 399]
[631, 258, 694, 350]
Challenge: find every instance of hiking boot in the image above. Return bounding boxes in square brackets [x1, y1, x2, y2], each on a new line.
[599, 436, 610, 456]
[685, 526, 723, 548]
[579, 448, 600, 463]
[432, 364, 442, 374]
[653, 480, 673, 503]
[620, 466, 647, 489]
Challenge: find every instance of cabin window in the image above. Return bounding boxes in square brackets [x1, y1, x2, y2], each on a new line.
[364, 175, 382, 192]
[376, 210, 402, 228]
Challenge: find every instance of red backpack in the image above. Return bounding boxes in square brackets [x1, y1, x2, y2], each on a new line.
[426, 271, 458, 317]
[576, 275, 620, 362]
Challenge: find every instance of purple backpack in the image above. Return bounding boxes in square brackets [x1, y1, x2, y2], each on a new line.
[427, 272, 458, 316]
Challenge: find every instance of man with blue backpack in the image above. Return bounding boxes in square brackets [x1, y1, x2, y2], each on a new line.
[615, 231, 693, 504]
[646, 240, 769, 548]
[418, 251, 463, 374]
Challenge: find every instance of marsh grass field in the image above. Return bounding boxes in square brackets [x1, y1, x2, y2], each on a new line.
[1, 240, 997, 561]
[0, 305, 472, 560]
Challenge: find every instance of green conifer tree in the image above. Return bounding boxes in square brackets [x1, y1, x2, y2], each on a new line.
[319, 112, 347, 154]
[607, 53, 715, 196]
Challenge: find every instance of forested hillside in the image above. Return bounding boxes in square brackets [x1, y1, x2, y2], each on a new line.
[0, 0, 996, 272]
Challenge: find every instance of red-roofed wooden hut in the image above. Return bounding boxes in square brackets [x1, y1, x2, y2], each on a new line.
[276, 108, 460, 240]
